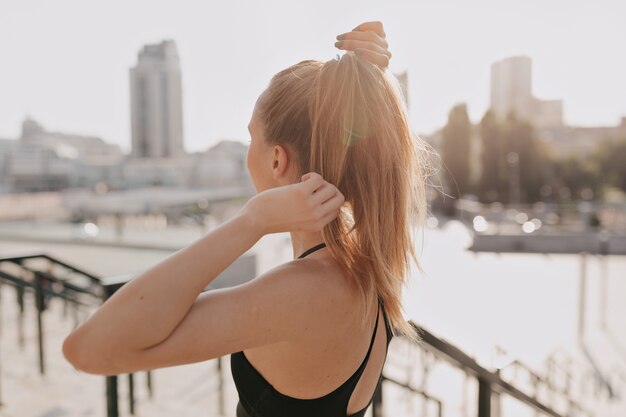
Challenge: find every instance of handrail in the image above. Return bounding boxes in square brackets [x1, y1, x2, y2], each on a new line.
[0, 253, 103, 302]
[11, 262, 101, 299]
[0, 270, 90, 307]
[502, 358, 567, 396]
[0, 253, 102, 284]
[403, 323, 593, 417]
[0, 252, 606, 417]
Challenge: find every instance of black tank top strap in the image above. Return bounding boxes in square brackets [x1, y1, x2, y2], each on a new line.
[364, 299, 381, 362]
[297, 242, 327, 259]
[344, 298, 381, 387]
[378, 297, 393, 343]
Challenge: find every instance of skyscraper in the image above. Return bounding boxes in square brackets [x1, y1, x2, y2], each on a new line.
[393, 70, 409, 109]
[490, 55, 533, 122]
[490, 55, 563, 128]
[129, 40, 184, 158]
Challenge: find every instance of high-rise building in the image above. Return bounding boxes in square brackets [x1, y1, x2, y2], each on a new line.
[129, 40, 185, 158]
[490, 56, 534, 122]
[490, 55, 563, 128]
[393, 70, 409, 109]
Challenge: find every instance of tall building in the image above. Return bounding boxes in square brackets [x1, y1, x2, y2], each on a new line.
[129, 40, 185, 158]
[393, 70, 409, 109]
[490, 55, 563, 128]
[490, 56, 534, 121]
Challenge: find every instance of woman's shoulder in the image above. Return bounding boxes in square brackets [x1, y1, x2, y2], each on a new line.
[288, 255, 357, 299]
[252, 256, 354, 307]
[251, 256, 379, 349]
[277, 257, 360, 321]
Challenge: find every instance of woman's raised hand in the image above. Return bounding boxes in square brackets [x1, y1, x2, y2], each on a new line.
[335, 21, 392, 70]
[244, 172, 345, 235]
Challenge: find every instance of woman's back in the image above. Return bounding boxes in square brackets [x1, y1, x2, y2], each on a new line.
[230, 243, 393, 417]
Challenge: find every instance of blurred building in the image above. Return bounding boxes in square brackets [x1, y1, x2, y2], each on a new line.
[537, 116, 626, 158]
[392, 70, 409, 109]
[0, 138, 18, 193]
[121, 156, 194, 188]
[106, 138, 251, 190]
[533, 99, 563, 128]
[129, 40, 185, 159]
[0, 117, 256, 193]
[4, 117, 123, 192]
[490, 56, 563, 128]
[191, 140, 252, 188]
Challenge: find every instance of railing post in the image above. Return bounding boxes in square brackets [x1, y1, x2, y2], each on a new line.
[106, 375, 119, 417]
[217, 356, 224, 416]
[16, 285, 25, 348]
[129, 373, 135, 415]
[492, 370, 501, 417]
[34, 272, 45, 375]
[146, 370, 153, 399]
[103, 282, 121, 417]
[478, 376, 491, 417]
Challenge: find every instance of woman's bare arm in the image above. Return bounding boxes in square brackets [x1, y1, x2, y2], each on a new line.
[62, 173, 344, 374]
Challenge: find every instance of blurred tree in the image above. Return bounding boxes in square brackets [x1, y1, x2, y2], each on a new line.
[501, 112, 547, 203]
[478, 110, 504, 202]
[473, 111, 624, 204]
[593, 135, 626, 191]
[441, 103, 471, 198]
[552, 156, 600, 200]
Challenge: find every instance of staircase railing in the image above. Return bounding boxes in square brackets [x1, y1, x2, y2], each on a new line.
[0, 252, 618, 417]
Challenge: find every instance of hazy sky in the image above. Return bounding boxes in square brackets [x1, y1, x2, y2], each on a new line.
[1, 0, 624, 153]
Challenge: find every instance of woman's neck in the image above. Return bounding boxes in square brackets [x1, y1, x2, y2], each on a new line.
[290, 230, 326, 259]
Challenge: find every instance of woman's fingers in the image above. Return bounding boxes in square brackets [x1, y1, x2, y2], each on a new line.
[335, 21, 391, 69]
[310, 182, 336, 206]
[309, 192, 344, 230]
[301, 172, 344, 203]
[300, 172, 325, 194]
[335, 38, 391, 58]
[297, 172, 345, 231]
[336, 30, 388, 49]
[320, 193, 345, 223]
[323, 190, 345, 211]
[316, 208, 340, 230]
[351, 21, 386, 38]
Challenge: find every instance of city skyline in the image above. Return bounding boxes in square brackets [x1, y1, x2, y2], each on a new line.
[1, 0, 624, 152]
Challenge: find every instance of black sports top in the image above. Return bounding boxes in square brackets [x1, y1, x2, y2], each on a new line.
[230, 242, 393, 417]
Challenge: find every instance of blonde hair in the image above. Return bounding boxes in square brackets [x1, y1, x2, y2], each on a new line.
[259, 54, 429, 344]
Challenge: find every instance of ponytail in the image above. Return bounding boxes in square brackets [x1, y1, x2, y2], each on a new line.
[260, 54, 430, 343]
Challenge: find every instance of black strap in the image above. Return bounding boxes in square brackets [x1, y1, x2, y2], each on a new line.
[366, 301, 381, 357]
[297, 242, 327, 259]
[353, 300, 381, 378]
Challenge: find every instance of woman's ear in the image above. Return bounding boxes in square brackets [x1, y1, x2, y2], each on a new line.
[271, 144, 292, 181]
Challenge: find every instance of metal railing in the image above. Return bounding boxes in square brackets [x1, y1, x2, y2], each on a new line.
[367, 325, 595, 417]
[0, 252, 617, 417]
[0, 253, 101, 375]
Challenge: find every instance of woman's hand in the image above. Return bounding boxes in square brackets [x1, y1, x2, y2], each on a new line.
[243, 172, 345, 236]
[335, 21, 392, 70]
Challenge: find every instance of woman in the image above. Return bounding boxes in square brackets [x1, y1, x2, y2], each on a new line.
[63, 21, 427, 417]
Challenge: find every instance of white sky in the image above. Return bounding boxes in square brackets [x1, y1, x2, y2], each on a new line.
[1, 0, 624, 153]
